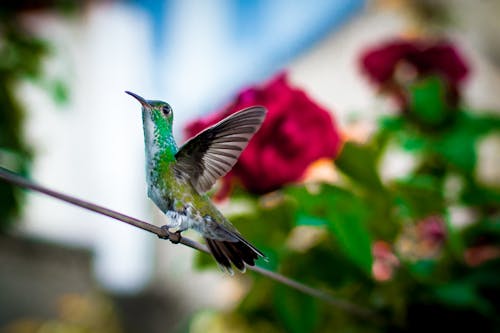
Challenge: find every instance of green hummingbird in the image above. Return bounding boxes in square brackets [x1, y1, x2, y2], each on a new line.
[126, 91, 266, 272]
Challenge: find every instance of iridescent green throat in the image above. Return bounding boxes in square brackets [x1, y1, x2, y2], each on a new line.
[141, 104, 177, 180]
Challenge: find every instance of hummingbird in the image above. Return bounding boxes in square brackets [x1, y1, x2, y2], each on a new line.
[126, 91, 266, 273]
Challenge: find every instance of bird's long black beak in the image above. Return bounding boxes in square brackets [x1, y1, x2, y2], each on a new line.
[125, 91, 150, 108]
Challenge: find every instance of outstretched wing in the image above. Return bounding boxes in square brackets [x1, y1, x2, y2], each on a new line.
[174, 106, 266, 193]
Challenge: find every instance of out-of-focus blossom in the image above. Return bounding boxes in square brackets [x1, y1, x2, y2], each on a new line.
[359, 38, 469, 109]
[464, 245, 500, 267]
[341, 121, 377, 144]
[396, 215, 447, 260]
[476, 134, 500, 188]
[302, 158, 338, 185]
[372, 241, 400, 282]
[417, 215, 447, 248]
[185, 73, 342, 195]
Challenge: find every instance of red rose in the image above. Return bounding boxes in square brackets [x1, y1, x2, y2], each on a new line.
[185, 73, 342, 194]
[361, 41, 418, 84]
[360, 38, 469, 108]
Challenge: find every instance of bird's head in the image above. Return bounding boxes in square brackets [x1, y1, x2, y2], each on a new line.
[126, 91, 173, 130]
[126, 91, 176, 156]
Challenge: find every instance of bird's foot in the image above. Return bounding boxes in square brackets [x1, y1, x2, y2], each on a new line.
[158, 225, 170, 240]
[169, 230, 183, 244]
[159, 225, 183, 244]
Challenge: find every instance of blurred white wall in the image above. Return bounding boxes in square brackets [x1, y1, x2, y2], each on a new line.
[19, 2, 155, 292]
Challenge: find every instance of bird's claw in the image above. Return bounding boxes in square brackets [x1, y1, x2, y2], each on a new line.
[158, 225, 170, 240]
[159, 225, 183, 244]
[170, 230, 182, 244]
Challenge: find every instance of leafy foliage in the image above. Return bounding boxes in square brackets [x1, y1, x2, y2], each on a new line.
[190, 67, 500, 332]
[0, 3, 74, 230]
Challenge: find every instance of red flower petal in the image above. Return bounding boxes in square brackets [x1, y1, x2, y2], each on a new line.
[184, 72, 342, 195]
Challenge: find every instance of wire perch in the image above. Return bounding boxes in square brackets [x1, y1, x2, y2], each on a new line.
[0, 166, 382, 322]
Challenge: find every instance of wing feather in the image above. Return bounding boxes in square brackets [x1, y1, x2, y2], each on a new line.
[174, 106, 266, 193]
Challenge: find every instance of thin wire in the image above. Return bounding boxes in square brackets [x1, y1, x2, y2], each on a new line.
[0, 166, 382, 322]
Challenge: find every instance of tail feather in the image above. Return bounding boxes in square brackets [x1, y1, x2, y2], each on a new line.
[205, 237, 264, 272]
[219, 241, 245, 271]
[206, 238, 231, 270]
[227, 240, 259, 263]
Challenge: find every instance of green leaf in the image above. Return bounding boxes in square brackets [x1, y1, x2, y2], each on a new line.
[281, 243, 369, 289]
[408, 260, 437, 280]
[393, 175, 444, 219]
[439, 131, 476, 173]
[441, 212, 465, 259]
[434, 282, 493, 315]
[398, 132, 428, 152]
[408, 76, 448, 126]
[461, 111, 500, 134]
[461, 183, 500, 208]
[273, 284, 319, 333]
[323, 189, 373, 274]
[440, 112, 500, 173]
[379, 116, 405, 132]
[286, 186, 331, 218]
[296, 213, 328, 227]
[335, 141, 384, 190]
[433, 113, 480, 173]
[287, 185, 373, 274]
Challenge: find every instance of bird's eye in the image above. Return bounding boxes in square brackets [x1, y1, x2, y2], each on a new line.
[162, 106, 171, 116]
